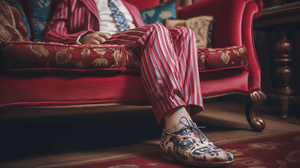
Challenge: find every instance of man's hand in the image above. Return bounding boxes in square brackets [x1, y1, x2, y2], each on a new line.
[80, 31, 112, 45]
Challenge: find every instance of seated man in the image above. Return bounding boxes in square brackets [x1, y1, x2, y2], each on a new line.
[44, 0, 235, 167]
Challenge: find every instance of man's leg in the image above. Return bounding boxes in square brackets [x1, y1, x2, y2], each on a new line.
[104, 24, 203, 124]
[161, 26, 203, 132]
[104, 24, 234, 167]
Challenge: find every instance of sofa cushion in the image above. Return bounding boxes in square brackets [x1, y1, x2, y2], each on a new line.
[198, 46, 248, 72]
[140, 1, 176, 24]
[0, 0, 30, 45]
[1, 41, 248, 73]
[164, 15, 215, 48]
[1, 41, 135, 72]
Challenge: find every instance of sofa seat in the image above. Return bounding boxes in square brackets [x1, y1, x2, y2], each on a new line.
[0, 68, 250, 109]
[0, 72, 149, 109]
[0, 41, 250, 110]
[1, 41, 248, 73]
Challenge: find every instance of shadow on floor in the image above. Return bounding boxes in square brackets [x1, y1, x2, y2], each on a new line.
[0, 96, 299, 164]
[0, 109, 162, 162]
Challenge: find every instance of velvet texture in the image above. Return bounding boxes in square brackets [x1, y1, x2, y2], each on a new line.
[0, 0, 263, 109]
[177, 0, 262, 92]
[0, 73, 148, 109]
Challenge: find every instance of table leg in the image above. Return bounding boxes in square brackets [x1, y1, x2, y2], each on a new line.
[274, 27, 296, 118]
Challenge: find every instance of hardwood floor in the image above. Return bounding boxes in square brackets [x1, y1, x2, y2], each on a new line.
[0, 97, 299, 167]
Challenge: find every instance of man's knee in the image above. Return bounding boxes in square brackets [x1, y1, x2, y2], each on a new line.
[145, 23, 170, 34]
[171, 26, 195, 40]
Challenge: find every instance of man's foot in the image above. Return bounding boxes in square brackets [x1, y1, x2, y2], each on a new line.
[164, 106, 193, 133]
[160, 117, 235, 167]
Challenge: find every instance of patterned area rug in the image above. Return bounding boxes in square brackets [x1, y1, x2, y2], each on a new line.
[71, 132, 300, 168]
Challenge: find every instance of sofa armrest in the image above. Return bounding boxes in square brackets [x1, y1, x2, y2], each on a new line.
[177, 0, 262, 47]
[177, 0, 263, 91]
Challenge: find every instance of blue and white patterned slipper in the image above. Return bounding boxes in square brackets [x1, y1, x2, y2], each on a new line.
[160, 117, 235, 167]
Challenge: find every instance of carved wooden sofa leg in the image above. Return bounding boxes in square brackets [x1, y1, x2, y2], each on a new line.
[245, 91, 267, 131]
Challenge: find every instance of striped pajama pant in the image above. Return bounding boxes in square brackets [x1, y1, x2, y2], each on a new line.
[104, 23, 203, 122]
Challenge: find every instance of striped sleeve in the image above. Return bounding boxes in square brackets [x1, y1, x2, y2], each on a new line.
[43, 0, 94, 44]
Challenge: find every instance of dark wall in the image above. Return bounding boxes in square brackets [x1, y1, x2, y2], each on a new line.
[254, 0, 300, 95]
[263, 0, 300, 7]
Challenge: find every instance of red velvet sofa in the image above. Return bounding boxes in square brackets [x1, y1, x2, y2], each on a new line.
[0, 0, 266, 131]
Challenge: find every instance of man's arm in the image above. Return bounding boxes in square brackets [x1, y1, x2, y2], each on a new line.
[43, 0, 94, 44]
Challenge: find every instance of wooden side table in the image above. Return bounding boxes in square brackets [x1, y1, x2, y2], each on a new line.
[253, 2, 300, 118]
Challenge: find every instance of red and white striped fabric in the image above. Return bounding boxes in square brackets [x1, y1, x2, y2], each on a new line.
[104, 24, 203, 122]
[43, 0, 203, 122]
[44, 0, 145, 44]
